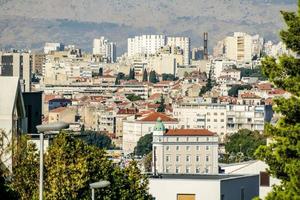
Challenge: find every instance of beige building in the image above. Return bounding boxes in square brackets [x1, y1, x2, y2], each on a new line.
[152, 119, 219, 174]
[48, 107, 77, 124]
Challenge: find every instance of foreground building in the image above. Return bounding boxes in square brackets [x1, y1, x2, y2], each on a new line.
[152, 119, 219, 174]
[149, 174, 259, 200]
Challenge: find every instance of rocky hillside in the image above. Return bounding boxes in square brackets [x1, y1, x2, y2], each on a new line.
[0, 0, 297, 54]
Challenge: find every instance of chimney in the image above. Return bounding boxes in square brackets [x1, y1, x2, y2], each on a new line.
[204, 32, 208, 60]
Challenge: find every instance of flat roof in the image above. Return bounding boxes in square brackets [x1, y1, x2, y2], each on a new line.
[148, 174, 256, 180]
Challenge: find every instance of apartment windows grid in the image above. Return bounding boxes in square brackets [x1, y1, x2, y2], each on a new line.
[176, 166, 180, 173]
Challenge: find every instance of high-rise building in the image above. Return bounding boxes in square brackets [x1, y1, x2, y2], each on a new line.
[0, 51, 32, 92]
[127, 35, 190, 66]
[32, 53, 45, 75]
[203, 32, 208, 60]
[93, 37, 116, 63]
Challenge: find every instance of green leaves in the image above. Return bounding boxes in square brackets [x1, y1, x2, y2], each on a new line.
[134, 133, 153, 156]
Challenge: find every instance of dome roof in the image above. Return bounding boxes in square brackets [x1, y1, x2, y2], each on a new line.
[153, 117, 166, 132]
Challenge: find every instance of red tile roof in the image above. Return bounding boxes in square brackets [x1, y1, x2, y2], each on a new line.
[257, 83, 272, 90]
[240, 92, 260, 99]
[139, 112, 177, 122]
[50, 107, 67, 113]
[165, 129, 215, 136]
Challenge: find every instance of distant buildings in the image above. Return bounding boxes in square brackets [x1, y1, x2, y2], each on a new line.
[93, 37, 116, 63]
[152, 119, 219, 175]
[127, 35, 190, 66]
[44, 42, 64, 54]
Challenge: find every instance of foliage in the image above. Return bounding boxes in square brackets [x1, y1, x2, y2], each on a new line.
[126, 94, 143, 101]
[224, 129, 266, 162]
[134, 133, 153, 156]
[199, 70, 214, 96]
[255, 2, 300, 199]
[10, 136, 39, 200]
[162, 73, 178, 81]
[183, 71, 189, 78]
[228, 84, 252, 97]
[240, 67, 266, 80]
[156, 95, 166, 113]
[44, 133, 152, 200]
[129, 68, 135, 80]
[143, 153, 152, 173]
[82, 131, 113, 149]
[143, 69, 148, 82]
[149, 70, 159, 83]
[115, 72, 126, 85]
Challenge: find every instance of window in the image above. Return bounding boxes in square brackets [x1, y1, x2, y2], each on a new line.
[166, 155, 170, 162]
[176, 146, 180, 151]
[207, 119, 210, 122]
[186, 146, 190, 151]
[186, 156, 190, 162]
[206, 155, 209, 162]
[186, 167, 190, 173]
[196, 167, 200, 173]
[214, 119, 217, 122]
[166, 166, 170, 173]
[176, 137, 179, 142]
[260, 171, 270, 186]
[214, 113, 217, 115]
[166, 146, 170, 151]
[221, 119, 224, 122]
[205, 168, 209, 173]
[196, 146, 200, 150]
[196, 137, 199, 142]
[206, 146, 209, 150]
[221, 113, 225, 115]
[221, 194, 225, 200]
[176, 155, 180, 162]
[196, 155, 200, 162]
[206, 137, 209, 141]
[240, 188, 245, 200]
[186, 137, 189, 142]
[176, 166, 180, 173]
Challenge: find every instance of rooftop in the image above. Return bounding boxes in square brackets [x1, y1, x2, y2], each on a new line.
[148, 174, 256, 180]
[165, 129, 215, 136]
[139, 112, 177, 122]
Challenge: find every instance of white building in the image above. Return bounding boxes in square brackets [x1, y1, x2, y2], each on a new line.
[149, 174, 259, 200]
[0, 77, 27, 171]
[44, 42, 64, 54]
[221, 160, 281, 200]
[122, 112, 178, 154]
[127, 35, 190, 66]
[93, 37, 116, 63]
[152, 119, 219, 175]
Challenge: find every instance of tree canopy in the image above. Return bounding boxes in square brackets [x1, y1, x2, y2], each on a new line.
[162, 73, 178, 81]
[126, 94, 143, 101]
[199, 70, 214, 96]
[223, 129, 266, 163]
[228, 84, 252, 97]
[134, 133, 153, 156]
[255, 2, 300, 199]
[156, 95, 166, 113]
[149, 70, 159, 83]
[143, 69, 148, 82]
[82, 131, 113, 149]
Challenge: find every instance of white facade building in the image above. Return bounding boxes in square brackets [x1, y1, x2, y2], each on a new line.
[93, 37, 116, 63]
[167, 37, 190, 66]
[152, 119, 219, 175]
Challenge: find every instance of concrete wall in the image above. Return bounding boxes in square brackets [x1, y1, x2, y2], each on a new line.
[220, 175, 259, 200]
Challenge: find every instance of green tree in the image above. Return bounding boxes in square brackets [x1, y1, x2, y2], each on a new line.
[240, 67, 266, 80]
[157, 95, 166, 113]
[11, 136, 39, 200]
[134, 133, 153, 156]
[143, 69, 148, 82]
[149, 70, 158, 83]
[129, 68, 135, 80]
[162, 73, 177, 81]
[228, 84, 252, 97]
[199, 71, 214, 96]
[126, 94, 143, 101]
[225, 129, 266, 162]
[143, 153, 152, 173]
[255, 2, 300, 199]
[44, 133, 152, 200]
[82, 131, 113, 149]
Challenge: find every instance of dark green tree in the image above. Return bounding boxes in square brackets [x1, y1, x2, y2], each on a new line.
[199, 70, 214, 96]
[143, 69, 148, 82]
[255, 2, 300, 199]
[134, 133, 153, 156]
[225, 129, 266, 162]
[149, 70, 158, 83]
[129, 68, 135, 80]
[157, 95, 166, 113]
[228, 84, 252, 97]
[162, 73, 177, 81]
[82, 131, 113, 149]
[126, 94, 143, 101]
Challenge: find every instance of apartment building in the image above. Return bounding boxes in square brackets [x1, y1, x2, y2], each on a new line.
[0, 51, 32, 92]
[173, 99, 272, 141]
[167, 36, 190, 66]
[152, 119, 219, 175]
[122, 112, 178, 154]
[93, 37, 116, 63]
[44, 42, 64, 54]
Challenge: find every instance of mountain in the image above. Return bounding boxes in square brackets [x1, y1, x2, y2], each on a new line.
[0, 0, 297, 54]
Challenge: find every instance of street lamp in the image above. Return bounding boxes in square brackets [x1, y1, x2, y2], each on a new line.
[90, 180, 110, 200]
[36, 122, 69, 200]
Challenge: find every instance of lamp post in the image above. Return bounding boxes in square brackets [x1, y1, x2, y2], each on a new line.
[36, 122, 69, 200]
[90, 180, 110, 200]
